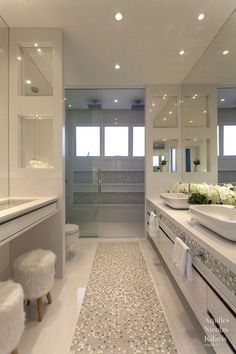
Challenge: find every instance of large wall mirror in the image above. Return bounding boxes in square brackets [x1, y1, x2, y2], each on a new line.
[0, 16, 9, 199]
[181, 9, 236, 185]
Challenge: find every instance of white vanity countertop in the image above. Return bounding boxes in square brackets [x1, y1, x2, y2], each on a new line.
[148, 198, 236, 270]
[0, 197, 57, 224]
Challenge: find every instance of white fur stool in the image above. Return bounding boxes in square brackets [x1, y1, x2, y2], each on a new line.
[14, 249, 56, 321]
[0, 280, 25, 354]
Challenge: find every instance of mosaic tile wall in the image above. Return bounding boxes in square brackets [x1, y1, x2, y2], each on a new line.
[73, 192, 144, 205]
[70, 242, 177, 354]
[146, 200, 236, 297]
[73, 171, 144, 184]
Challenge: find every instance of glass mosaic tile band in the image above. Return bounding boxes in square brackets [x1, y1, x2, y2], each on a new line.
[73, 192, 144, 205]
[73, 171, 145, 184]
[70, 242, 177, 354]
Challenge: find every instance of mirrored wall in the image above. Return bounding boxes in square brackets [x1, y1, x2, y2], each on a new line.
[0, 16, 9, 199]
[180, 9, 236, 184]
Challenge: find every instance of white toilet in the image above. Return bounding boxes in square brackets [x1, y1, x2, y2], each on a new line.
[65, 224, 79, 247]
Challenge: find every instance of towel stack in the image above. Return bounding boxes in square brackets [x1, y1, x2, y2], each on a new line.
[148, 211, 159, 238]
[173, 237, 192, 281]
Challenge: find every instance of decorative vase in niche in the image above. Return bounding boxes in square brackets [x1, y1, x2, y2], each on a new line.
[194, 165, 198, 172]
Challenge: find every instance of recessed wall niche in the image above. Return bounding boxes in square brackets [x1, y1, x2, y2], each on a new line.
[19, 116, 53, 168]
[182, 95, 209, 127]
[152, 96, 178, 127]
[153, 139, 177, 172]
[19, 46, 53, 96]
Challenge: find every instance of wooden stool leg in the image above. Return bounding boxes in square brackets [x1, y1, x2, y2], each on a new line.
[46, 291, 52, 304]
[11, 349, 18, 354]
[36, 297, 43, 321]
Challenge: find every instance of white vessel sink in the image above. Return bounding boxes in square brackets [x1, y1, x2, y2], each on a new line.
[189, 205, 236, 241]
[160, 193, 189, 209]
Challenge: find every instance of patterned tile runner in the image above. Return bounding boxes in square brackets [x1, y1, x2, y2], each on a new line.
[70, 242, 177, 354]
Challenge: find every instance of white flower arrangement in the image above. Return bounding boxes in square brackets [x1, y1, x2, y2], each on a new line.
[172, 182, 236, 206]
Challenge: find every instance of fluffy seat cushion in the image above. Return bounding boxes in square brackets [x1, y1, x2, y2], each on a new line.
[0, 280, 25, 354]
[14, 249, 56, 300]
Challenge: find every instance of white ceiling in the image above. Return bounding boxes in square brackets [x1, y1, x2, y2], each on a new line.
[0, 0, 236, 87]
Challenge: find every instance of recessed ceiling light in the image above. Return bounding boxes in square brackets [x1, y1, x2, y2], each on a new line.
[203, 110, 207, 114]
[192, 96, 196, 99]
[198, 13, 206, 21]
[115, 12, 123, 21]
[68, 104, 72, 108]
[38, 116, 42, 120]
[169, 111, 173, 115]
[163, 96, 166, 100]
[222, 50, 229, 55]
[220, 98, 225, 102]
[152, 103, 155, 107]
[64, 97, 67, 101]
[189, 120, 193, 123]
[163, 117, 167, 121]
[37, 48, 42, 53]
[17, 56, 22, 61]
[114, 99, 118, 103]
[179, 50, 185, 55]
[34, 42, 38, 47]
[25, 79, 31, 85]
[35, 114, 39, 117]
[115, 64, 120, 70]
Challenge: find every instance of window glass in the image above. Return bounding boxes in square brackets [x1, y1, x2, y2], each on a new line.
[133, 127, 145, 156]
[223, 125, 236, 156]
[104, 127, 128, 156]
[76, 126, 100, 156]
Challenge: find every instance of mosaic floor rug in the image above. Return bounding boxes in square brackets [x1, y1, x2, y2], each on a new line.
[70, 242, 177, 354]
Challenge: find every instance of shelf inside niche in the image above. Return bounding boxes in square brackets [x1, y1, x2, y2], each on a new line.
[19, 115, 53, 169]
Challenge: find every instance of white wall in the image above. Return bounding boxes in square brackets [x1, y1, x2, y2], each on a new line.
[8, 28, 65, 278]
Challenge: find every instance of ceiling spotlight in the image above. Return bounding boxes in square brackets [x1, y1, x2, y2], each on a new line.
[115, 64, 120, 70]
[189, 120, 193, 123]
[179, 50, 185, 55]
[38, 116, 42, 120]
[114, 99, 118, 103]
[222, 50, 229, 55]
[17, 56, 22, 61]
[220, 98, 225, 102]
[68, 104, 72, 108]
[163, 117, 167, 121]
[169, 111, 173, 115]
[152, 103, 155, 107]
[203, 110, 207, 114]
[115, 12, 123, 21]
[34, 42, 38, 47]
[198, 13, 206, 21]
[25, 79, 31, 85]
[163, 96, 166, 100]
[37, 48, 42, 53]
[35, 114, 39, 117]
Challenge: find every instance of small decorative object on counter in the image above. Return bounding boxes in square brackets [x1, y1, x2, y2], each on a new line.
[193, 158, 200, 172]
[160, 159, 167, 172]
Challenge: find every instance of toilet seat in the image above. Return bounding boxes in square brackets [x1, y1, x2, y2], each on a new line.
[65, 224, 79, 246]
[65, 224, 79, 235]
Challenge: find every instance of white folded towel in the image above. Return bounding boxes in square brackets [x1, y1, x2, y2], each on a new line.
[148, 211, 159, 238]
[173, 237, 192, 281]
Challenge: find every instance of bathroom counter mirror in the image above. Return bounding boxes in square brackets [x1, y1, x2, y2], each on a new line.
[181, 9, 236, 185]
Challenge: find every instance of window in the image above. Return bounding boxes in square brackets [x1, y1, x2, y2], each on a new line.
[217, 125, 219, 156]
[133, 126, 145, 156]
[104, 127, 129, 156]
[223, 125, 236, 156]
[76, 126, 100, 156]
[170, 147, 176, 172]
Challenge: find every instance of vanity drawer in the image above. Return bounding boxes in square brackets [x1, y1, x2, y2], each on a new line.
[207, 286, 236, 351]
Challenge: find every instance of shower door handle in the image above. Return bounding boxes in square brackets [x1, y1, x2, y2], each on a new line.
[97, 169, 102, 192]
